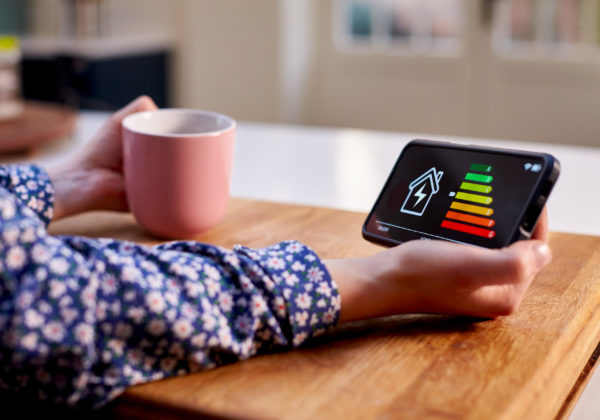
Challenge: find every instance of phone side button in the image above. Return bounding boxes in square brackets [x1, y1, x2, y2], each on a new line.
[521, 196, 546, 232]
[534, 195, 547, 210]
[540, 180, 554, 197]
[519, 225, 532, 239]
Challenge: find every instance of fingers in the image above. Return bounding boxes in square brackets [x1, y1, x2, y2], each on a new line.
[446, 240, 552, 317]
[78, 96, 158, 171]
[111, 95, 158, 124]
[396, 238, 553, 318]
[462, 239, 552, 289]
[504, 239, 552, 281]
[478, 240, 552, 316]
[401, 238, 552, 285]
[531, 206, 549, 241]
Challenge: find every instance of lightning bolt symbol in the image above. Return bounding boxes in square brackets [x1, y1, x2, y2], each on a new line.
[414, 185, 427, 207]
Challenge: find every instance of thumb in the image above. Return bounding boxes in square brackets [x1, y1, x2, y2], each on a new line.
[505, 239, 553, 282]
[112, 95, 158, 124]
[79, 96, 158, 171]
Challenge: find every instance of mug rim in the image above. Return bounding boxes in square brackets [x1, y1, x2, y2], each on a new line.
[122, 108, 236, 138]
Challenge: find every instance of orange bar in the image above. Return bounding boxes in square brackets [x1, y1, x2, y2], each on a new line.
[445, 211, 495, 228]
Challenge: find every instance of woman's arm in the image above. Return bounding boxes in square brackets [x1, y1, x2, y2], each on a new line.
[0, 99, 340, 408]
[7, 96, 551, 408]
[0, 164, 339, 407]
[327, 216, 551, 322]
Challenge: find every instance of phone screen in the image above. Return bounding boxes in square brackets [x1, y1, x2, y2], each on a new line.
[363, 141, 556, 248]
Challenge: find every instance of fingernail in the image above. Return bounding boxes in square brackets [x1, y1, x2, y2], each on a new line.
[533, 243, 552, 268]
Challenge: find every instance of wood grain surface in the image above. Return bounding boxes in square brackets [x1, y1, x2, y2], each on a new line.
[0, 101, 76, 153]
[49, 198, 600, 420]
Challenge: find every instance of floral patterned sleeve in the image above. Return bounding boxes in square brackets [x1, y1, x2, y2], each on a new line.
[0, 164, 341, 408]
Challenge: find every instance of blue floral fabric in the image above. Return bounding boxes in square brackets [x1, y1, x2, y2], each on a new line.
[0, 165, 340, 408]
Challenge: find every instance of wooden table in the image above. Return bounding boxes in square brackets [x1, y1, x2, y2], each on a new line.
[0, 101, 76, 153]
[48, 198, 600, 420]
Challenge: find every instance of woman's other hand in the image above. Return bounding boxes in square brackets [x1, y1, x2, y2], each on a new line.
[49, 96, 157, 220]
[329, 208, 551, 321]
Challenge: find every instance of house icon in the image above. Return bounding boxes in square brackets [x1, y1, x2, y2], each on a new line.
[400, 167, 444, 216]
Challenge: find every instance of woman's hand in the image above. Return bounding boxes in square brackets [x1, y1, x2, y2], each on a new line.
[328, 208, 552, 321]
[49, 96, 157, 220]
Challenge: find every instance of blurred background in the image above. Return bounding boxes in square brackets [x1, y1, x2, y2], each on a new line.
[1, 0, 600, 146]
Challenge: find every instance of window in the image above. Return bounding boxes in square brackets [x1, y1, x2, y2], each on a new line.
[309, 1, 600, 146]
[336, 0, 464, 55]
[492, 0, 600, 59]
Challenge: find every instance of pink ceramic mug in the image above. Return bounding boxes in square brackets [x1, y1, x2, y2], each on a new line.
[122, 109, 235, 238]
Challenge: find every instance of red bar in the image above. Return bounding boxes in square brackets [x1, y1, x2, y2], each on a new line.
[445, 211, 495, 228]
[441, 219, 496, 239]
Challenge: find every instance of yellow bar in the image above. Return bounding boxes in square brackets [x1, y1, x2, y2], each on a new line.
[450, 201, 494, 216]
[455, 192, 493, 205]
[460, 182, 492, 194]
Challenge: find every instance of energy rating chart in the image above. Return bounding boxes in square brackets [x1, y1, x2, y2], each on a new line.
[441, 163, 496, 239]
[363, 140, 554, 249]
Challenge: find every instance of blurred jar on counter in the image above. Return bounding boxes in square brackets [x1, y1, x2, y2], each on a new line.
[0, 36, 23, 121]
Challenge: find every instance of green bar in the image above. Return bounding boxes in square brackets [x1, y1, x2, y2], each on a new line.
[470, 163, 492, 173]
[460, 182, 492, 194]
[456, 191, 493, 205]
[465, 173, 493, 183]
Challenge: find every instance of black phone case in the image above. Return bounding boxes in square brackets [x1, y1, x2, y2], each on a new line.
[362, 139, 561, 248]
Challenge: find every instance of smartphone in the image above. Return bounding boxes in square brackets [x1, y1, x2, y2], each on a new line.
[362, 139, 560, 249]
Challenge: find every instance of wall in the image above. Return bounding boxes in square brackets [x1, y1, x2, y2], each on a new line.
[21, 1, 600, 146]
[303, 0, 600, 146]
[305, 0, 477, 138]
[172, 0, 282, 122]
